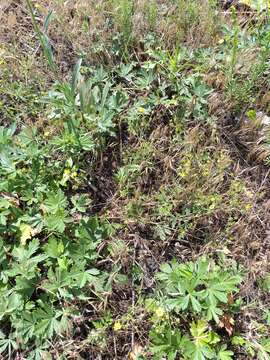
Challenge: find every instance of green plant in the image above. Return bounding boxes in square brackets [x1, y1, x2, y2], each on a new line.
[26, 0, 56, 73]
[155, 257, 242, 322]
[147, 257, 243, 359]
[45, 61, 127, 154]
[0, 119, 125, 357]
[232, 335, 270, 360]
[150, 318, 235, 360]
[2, 1, 270, 357]
[146, 0, 158, 32]
[112, 0, 134, 52]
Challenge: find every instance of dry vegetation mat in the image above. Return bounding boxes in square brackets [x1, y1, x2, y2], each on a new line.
[0, 0, 270, 359]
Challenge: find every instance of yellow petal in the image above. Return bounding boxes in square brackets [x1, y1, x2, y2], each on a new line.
[113, 321, 122, 331]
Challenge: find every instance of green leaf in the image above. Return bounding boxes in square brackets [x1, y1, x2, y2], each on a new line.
[191, 295, 202, 312]
[34, 306, 61, 339]
[71, 58, 82, 95]
[44, 237, 64, 258]
[0, 292, 23, 320]
[218, 345, 234, 360]
[45, 209, 69, 233]
[0, 338, 18, 355]
[71, 194, 91, 213]
[190, 320, 208, 342]
[44, 190, 67, 213]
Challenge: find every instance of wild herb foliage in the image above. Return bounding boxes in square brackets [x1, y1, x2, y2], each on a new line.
[155, 257, 242, 322]
[147, 257, 270, 360]
[146, 257, 242, 360]
[0, 120, 117, 356]
[1, 0, 270, 359]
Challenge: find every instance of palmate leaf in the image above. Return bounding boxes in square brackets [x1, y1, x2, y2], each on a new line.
[15, 276, 37, 297]
[17, 126, 37, 146]
[16, 304, 71, 342]
[45, 209, 69, 233]
[42, 265, 101, 300]
[188, 346, 215, 360]
[28, 347, 52, 360]
[11, 239, 47, 267]
[6, 240, 47, 281]
[43, 237, 64, 258]
[71, 194, 91, 213]
[166, 294, 202, 313]
[206, 305, 223, 324]
[34, 304, 71, 339]
[186, 321, 218, 360]
[190, 320, 209, 345]
[0, 292, 23, 320]
[217, 345, 234, 360]
[156, 257, 242, 322]
[15, 312, 36, 341]
[0, 124, 16, 146]
[0, 337, 18, 356]
[44, 190, 67, 213]
[150, 325, 184, 360]
[0, 151, 16, 173]
[34, 310, 61, 339]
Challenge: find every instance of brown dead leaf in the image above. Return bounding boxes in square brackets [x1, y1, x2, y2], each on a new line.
[227, 294, 234, 305]
[128, 343, 143, 360]
[262, 92, 270, 106]
[219, 314, 234, 336]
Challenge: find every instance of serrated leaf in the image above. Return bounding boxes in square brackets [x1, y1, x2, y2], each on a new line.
[44, 237, 64, 258]
[44, 190, 67, 213]
[190, 320, 208, 340]
[45, 210, 69, 233]
[218, 345, 234, 360]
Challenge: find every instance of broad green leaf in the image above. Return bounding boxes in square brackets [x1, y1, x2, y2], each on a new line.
[218, 345, 234, 360]
[44, 190, 67, 213]
[45, 210, 69, 233]
[44, 237, 64, 258]
[190, 320, 208, 341]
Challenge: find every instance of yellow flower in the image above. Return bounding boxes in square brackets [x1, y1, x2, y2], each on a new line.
[245, 203, 252, 210]
[138, 107, 145, 114]
[44, 131, 50, 137]
[155, 307, 165, 318]
[71, 171, 78, 178]
[64, 169, 71, 175]
[113, 321, 122, 331]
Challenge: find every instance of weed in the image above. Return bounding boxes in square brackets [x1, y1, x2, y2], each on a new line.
[111, 0, 134, 53]
[146, 257, 243, 359]
[26, 0, 56, 73]
[145, 0, 158, 32]
[1, 1, 270, 358]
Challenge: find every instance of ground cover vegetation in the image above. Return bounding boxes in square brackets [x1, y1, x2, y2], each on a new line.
[0, 0, 270, 358]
